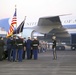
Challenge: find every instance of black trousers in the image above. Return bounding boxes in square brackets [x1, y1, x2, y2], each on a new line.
[23, 51, 26, 59]
[30, 50, 33, 59]
[0, 47, 4, 60]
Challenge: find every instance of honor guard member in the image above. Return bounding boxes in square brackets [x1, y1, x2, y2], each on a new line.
[26, 37, 32, 59]
[31, 37, 39, 60]
[17, 36, 24, 62]
[52, 35, 57, 60]
[0, 37, 5, 61]
[11, 35, 17, 62]
[23, 37, 26, 59]
[7, 37, 12, 61]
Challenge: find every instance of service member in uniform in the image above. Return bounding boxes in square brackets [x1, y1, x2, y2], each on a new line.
[23, 37, 26, 59]
[7, 37, 12, 61]
[26, 37, 32, 59]
[11, 35, 17, 62]
[52, 35, 57, 60]
[31, 37, 39, 60]
[0, 37, 5, 61]
[17, 36, 24, 62]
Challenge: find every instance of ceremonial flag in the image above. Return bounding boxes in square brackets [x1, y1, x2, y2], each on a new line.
[13, 17, 26, 34]
[7, 7, 17, 37]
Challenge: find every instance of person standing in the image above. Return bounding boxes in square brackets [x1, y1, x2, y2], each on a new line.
[0, 37, 5, 61]
[52, 35, 57, 60]
[17, 36, 24, 62]
[23, 37, 26, 59]
[31, 37, 39, 60]
[7, 37, 12, 61]
[11, 35, 17, 62]
[26, 37, 32, 59]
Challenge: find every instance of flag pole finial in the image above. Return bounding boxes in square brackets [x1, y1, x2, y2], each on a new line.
[15, 5, 16, 8]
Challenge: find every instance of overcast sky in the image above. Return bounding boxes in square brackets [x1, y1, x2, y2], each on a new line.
[0, 0, 76, 24]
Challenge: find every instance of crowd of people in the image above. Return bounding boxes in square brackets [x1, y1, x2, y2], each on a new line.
[6, 36, 40, 62]
[0, 35, 57, 62]
[0, 35, 49, 62]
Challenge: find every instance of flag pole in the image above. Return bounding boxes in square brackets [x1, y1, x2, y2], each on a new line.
[15, 5, 17, 36]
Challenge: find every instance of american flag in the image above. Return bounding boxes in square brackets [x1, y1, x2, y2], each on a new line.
[7, 8, 17, 37]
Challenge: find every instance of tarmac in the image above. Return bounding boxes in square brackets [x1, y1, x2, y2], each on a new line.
[0, 50, 76, 75]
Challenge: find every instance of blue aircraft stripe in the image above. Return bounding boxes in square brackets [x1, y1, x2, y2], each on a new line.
[63, 24, 76, 29]
[0, 18, 10, 31]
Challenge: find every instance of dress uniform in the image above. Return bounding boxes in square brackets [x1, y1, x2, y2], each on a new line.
[31, 37, 39, 60]
[17, 37, 24, 62]
[0, 37, 5, 61]
[26, 37, 32, 59]
[23, 38, 26, 59]
[52, 35, 57, 60]
[11, 36, 17, 62]
[7, 37, 12, 61]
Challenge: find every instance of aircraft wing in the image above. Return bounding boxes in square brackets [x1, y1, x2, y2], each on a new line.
[48, 28, 70, 37]
[37, 27, 70, 42]
[24, 16, 62, 34]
